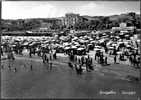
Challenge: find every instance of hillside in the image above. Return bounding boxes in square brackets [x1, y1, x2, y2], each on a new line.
[1, 12, 140, 32]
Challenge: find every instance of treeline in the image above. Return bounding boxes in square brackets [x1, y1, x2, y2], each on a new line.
[72, 12, 141, 30]
[1, 12, 141, 32]
[1, 19, 41, 32]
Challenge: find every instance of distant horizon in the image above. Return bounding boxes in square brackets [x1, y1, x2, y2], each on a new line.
[2, 11, 140, 20]
[2, 1, 140, 20]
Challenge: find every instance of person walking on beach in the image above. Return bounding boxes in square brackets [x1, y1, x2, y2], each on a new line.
[49, 53, 52, 61]
[105, 56, 108, 65]
[114, 55, 117, 64]
[86, 58, 89, 72]
[129, 55, 133, 66]
[14, 67, 17, 73]
[75, 64, 79, 75]
[1, 65, 4, 70]
[68, 62, 73, 70]
[49, 61, 53, 70]
[30, 65, 33, 71]
[42, 53, 46, 63]
[79, 64, 83, 75]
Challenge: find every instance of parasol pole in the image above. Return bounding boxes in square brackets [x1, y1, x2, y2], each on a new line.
[0, 2, 2, 69]
[136, 27, 141, 80]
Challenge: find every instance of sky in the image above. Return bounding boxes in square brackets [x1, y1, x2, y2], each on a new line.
[2, 1, 140, 19]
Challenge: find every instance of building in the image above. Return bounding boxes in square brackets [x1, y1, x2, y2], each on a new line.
[112, 22, 136, 31]
[40, 18, 62, 30]
[44, 18, 62, 26]
[59, 13, 102, 29]
[63, 13, 83, 28]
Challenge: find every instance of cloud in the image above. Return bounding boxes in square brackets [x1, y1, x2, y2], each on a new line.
[2, 1, 140, 19]
[27, 4, 55, 18]
[76, 2, 103, 16]
[2, 1, 65, 19]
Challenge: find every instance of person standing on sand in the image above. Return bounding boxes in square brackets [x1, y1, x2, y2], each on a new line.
[49, 61, 53, 70]
[105, 56, 108, 65]
[14, 67, 17, 73]
[114, 55, 117, 64]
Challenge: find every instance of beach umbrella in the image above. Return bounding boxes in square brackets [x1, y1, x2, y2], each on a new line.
[116, 36, 120, 39]
[134, 48, 138, 50]
[124, 41, 128, 45]
[126, 45, 131, 47]
[125, 35, 129, 37]
[63, 42, 70, 46]
[99, 39, 105, 43]
[22, 42, 29, 46]
[88, 44, 93, 46]
[117, 51, 123, 54]
[108, 46, 114, 49]
[118, 41, 124, 44]
[44, 41, 49, 44]
[77, 48, 85, 51]
[11, 44, 16, 47]
[75, 44, 81, 47]
[14, 39, 20, 42]
[71, 46, 77, 49]
[84, 36, 88, 38]
[72, 37, 78, 40]
[137, 40, 140, 42]
[95, 46, 101, 48]
[90, 41, 95, 44]
[119, 32, 124, 35]
[64, 46, 70, 50]
[73, 42, 79, 45]
[79, 40, 85, 43]
[59, 45, 63, 48]
[89, 38, 93, 41]
[112, 43, 117, 46]
[94, 48, 101, 51]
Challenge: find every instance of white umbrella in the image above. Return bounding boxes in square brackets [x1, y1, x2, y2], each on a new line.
[75, 44, 80, 47]
[44, 41, 49, 43]
[77, 48, 85, 51]
[85, 40, 89, 43]
[59, 45, 64, 48]
[63, 42, 70, 46]
[118, 42, 124, 44]
[137, 40, 140, 42]
[134, 48, 138, 50]
[79, 40, 85, 43]
[116, 36, 120, 39]
[73, 42, 79, 45]
[94, 48, 101, 51]
[84, 36, 88, 38]
[95, 46, 101, 48]
[88, 44, 93, 46]
[124, 41, 128, 45]
[117, 51, 123, 54]
[73, 37, 78, 40]
[11, 44, 16, 47]
[112, 43, 117, 46]
[90, 41, 95, 43]
[125, 35, 129, 37]
[22, 42, 29, 46]
[99, 39, 105, 43]
[108, 47, 114, 49]
[71, 46, 77, 49]
[126, 45, 131, 47]
[64, 47, 70, 50]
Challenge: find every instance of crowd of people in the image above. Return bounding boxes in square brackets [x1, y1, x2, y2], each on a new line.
[1, 29, 140, 75]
